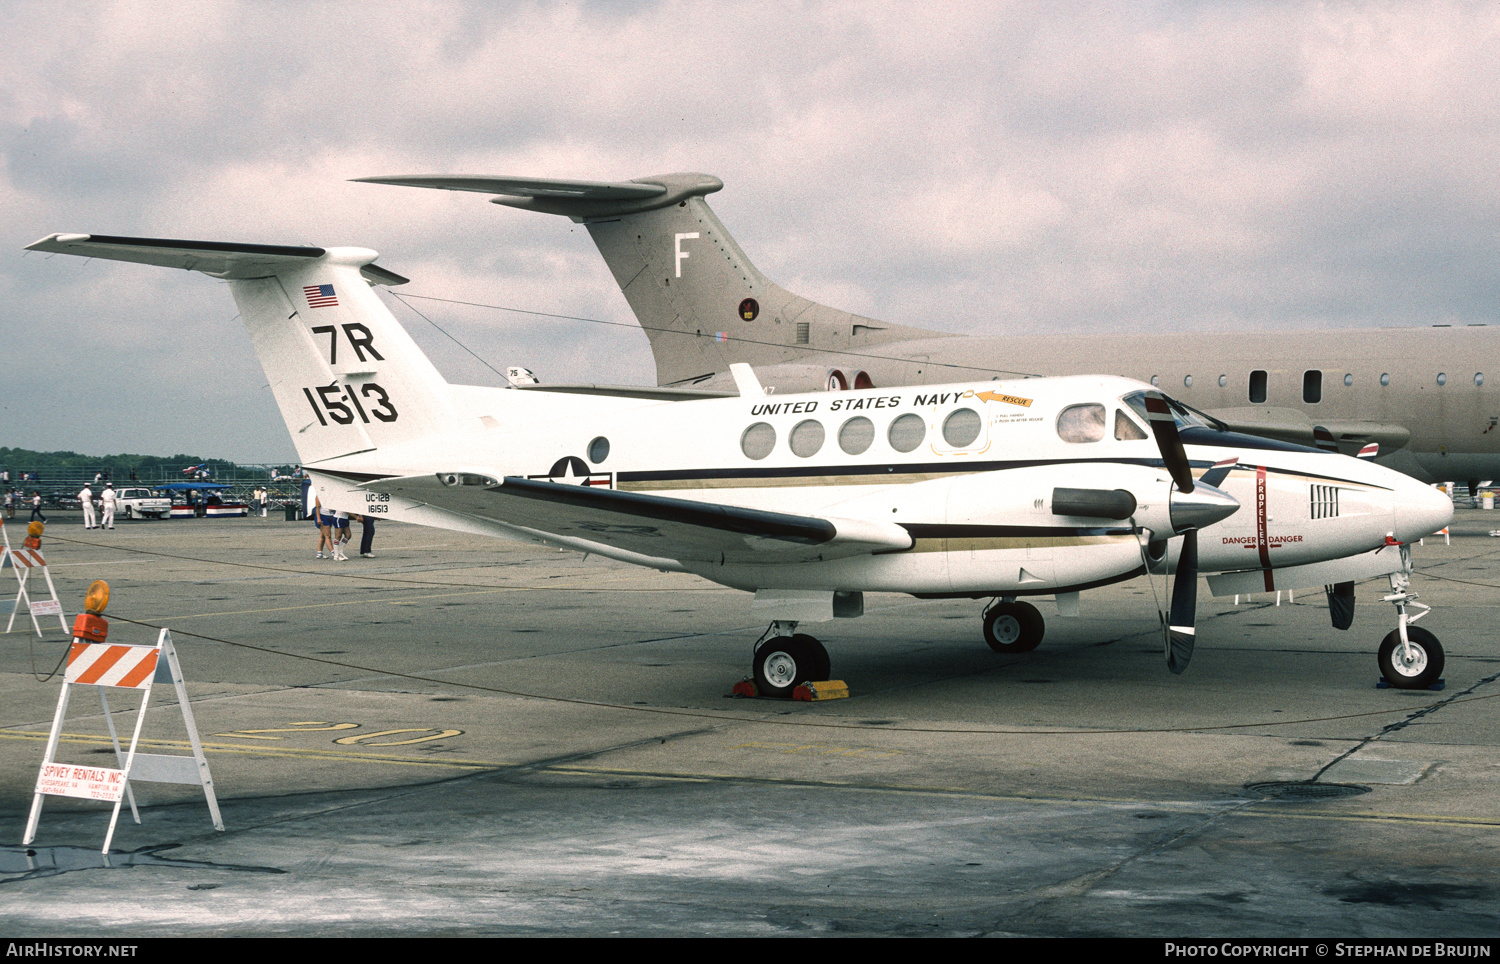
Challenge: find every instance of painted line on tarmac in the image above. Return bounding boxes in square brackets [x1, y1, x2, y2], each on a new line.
[532, 763, 1500, 829]
[1235, 806, 1500, 830]
[133, 583, 731, 621]
[133, 587, 523, 621]
[5, 729, 1495, 830]
[0, 729, 508, 772]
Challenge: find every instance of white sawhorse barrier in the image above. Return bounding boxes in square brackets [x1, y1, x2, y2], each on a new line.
[1, 525, 69, 636]
[23, 628, 223, 853]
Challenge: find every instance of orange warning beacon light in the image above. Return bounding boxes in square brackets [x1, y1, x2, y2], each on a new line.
[25, 520, 43, 550]
[73, 579, 110, 643]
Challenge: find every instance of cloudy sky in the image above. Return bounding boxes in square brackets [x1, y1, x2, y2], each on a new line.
[4, 1, 1498, 464]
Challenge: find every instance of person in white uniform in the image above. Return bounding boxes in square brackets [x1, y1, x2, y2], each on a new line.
[79, 485, 96, 529]
[101, 483, 117, 529]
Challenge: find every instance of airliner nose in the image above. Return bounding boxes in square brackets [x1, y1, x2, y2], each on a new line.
[1392, 478, 1454, 543]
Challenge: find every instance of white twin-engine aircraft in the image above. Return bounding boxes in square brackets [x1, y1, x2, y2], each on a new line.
[28, 234, 1454, 694]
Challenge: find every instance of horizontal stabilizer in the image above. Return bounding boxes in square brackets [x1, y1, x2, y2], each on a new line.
[353, 174, 667, 201]
[355, 172, 724, 219]
[24, 234, 407, 285]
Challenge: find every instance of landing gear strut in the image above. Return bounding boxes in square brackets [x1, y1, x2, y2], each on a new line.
[751, 621, 830, 698]
[982, 598, 1045, 653]
[1378, 544, 1444, 689]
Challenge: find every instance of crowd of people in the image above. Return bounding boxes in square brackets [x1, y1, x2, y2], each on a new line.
[3, 469, 380, 561]
[310, 495, 376, 560]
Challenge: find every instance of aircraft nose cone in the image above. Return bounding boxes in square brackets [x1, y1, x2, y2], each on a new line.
[1392, 479, 1454, 543]
[1169, 482, 1240, 532]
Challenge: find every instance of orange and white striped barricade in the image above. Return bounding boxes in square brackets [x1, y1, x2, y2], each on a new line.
[1, 525, 69, 636]
[23, 627, 223, 853]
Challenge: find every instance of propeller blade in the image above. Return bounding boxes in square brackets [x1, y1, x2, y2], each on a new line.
[1144, 392, 1195, 493]
[1166, 529, 1198, 674]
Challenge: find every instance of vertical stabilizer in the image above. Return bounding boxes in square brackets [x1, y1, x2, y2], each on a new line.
[354, 173, 947, 387]
[23, 234, 456, 466]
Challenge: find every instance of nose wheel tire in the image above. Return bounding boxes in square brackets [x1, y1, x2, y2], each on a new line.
[1378, 627, 1444, 690]
[753, 634, 830, 698]
[983, 602, 1045, 653]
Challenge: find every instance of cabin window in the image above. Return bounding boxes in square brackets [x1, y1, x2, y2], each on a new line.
[1380, 372, 1390, 387]
[789, 419, 825, 458]
[1150, 375, 1160, 387]
[1057, 403, 1106, 444]
[1477, 373, 1485, 387]
[888, 414, 926, 453]
[1184, 375, 1194, 388]
[839, 417, 875, 455]
[588, 437, 610, 464]
[1303, 370, 1322, 404]
[1437, 373, 1448, 386]
[942, 408, 982, 447]
[1249, 370, 1268, 403]
[740, 422, 776, 460]
[1115, 409, 1148, 441]
[1218, 374, 1227, 387]
[1344, 373, 1354, 387]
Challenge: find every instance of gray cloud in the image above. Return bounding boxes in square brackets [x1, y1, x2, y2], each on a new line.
[4, 0, 1498, 461]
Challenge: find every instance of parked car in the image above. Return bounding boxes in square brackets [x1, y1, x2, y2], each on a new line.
[116, 487, 171, 520]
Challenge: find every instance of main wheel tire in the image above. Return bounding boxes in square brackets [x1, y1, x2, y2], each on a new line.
[983, 602, 1045, 653]
[1378, 627, 1444, 690]
[753, 634, 827, 698]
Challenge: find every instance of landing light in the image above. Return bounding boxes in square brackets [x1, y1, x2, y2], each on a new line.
[439, 473, 500, 487]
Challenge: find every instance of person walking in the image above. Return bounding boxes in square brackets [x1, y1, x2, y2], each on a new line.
[331, 508, 349, 560]
[313, 494, 332, 558]
[30, 492, 46, 523]
[100, 483, 117, 529]
[354, 513, 376, 557]
[79, 484, 96, 529]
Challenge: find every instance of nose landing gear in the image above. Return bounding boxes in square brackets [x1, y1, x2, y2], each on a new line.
[1378, 544, 1444, 690]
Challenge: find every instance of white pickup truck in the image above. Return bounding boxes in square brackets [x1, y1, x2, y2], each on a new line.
[115, 487, 171, 520]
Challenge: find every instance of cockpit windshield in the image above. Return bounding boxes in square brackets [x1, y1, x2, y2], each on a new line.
[1120, 390, 1226, 432]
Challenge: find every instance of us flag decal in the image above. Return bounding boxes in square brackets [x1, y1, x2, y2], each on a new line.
[304, 283, 338, 308]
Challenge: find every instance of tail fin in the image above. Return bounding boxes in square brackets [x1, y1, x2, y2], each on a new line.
[354, 173, 946, 387]
[25, 234, 456, 466]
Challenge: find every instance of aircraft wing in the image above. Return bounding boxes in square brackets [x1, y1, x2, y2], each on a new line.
[371, 474, 913, 565]
[1200, 406, 1411, 454]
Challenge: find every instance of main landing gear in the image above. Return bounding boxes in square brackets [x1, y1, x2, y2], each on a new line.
[1377, 545, 1444, 690]
[751, 621, 831, 698]
[982, 598, 1045, 653]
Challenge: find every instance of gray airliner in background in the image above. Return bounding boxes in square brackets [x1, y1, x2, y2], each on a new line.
[358, 172, 1498, 490]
